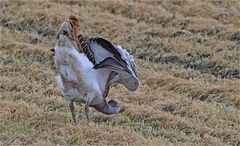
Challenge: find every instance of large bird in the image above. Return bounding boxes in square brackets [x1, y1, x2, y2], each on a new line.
[53, 15, 139, 123]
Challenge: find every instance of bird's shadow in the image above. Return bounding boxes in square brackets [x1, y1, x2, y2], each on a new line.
[92, 115, 113, 123]
[73, 108, 114, 124]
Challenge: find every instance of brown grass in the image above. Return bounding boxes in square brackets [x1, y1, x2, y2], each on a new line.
[0, 0, 240, 145]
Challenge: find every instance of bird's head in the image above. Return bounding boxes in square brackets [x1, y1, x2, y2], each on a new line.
[92, 99, 125, 115]
[57, 15, 83, 52]
[108, 100, 125, 113]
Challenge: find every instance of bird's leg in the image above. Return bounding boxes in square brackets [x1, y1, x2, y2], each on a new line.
[69, 100, 77, 123]
[85, 101, 90, 122]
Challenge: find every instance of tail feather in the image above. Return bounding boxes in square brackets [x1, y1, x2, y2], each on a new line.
[115, 45, 138, 77]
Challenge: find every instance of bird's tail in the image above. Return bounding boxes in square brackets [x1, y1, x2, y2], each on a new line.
[115, 45, 138, 77]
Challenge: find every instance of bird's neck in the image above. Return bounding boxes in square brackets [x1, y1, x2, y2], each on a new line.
[92, 99, 119, 115]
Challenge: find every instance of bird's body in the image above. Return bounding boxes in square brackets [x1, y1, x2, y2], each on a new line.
[55, 37, 103, 105]
[53, 15, 139, 122]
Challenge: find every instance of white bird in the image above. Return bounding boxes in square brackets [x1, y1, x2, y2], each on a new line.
[53, 15, 139, 123]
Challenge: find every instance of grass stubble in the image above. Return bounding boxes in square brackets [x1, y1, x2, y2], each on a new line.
[0, 0, 239, 145]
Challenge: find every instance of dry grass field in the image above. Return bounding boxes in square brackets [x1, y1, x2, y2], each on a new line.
[0, 0, 240, 145]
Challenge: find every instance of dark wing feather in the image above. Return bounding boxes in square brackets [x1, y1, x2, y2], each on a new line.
[93, 57, 120, 70]
[89, 38, 128, 68]
[78, 34, 96, 65]
[77, 34, 139, 92]
[94, 57, 139, 91]
[93, 57, 131, 74]
[91, 38, 123, 62]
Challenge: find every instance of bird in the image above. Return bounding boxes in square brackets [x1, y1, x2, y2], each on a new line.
[53, 15, 139, 123]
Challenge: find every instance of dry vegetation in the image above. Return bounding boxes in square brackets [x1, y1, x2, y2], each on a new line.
[0, 0, 240, 145]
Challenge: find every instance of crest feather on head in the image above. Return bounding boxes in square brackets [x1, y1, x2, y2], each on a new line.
[69, 15, 83, 52]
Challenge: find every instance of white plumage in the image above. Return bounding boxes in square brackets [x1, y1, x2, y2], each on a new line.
[53, 16, 139, 122]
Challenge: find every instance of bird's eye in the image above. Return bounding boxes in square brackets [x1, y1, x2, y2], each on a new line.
[63, 30, 68, 36]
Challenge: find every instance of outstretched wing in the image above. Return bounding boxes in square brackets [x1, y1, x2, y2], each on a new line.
[88, 38, 139, 91]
